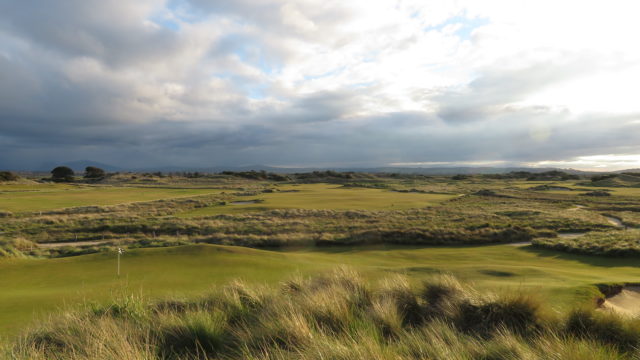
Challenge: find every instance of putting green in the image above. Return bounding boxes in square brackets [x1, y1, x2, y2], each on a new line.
[178, 183, 457, 216]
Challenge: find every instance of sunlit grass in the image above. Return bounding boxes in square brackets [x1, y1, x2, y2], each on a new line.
[0, 184, 225, 213]
[178, 184, 458, 217]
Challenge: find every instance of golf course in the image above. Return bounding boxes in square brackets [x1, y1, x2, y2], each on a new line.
[2, 170, 640, 358]
[3, 242, 640, 337]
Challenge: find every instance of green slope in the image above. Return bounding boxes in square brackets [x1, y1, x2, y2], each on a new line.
[2, 243, 640, 337]
[0, 184, 224, 213]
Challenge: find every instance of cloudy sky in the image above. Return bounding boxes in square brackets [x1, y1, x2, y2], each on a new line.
[1, 0, 639, 170]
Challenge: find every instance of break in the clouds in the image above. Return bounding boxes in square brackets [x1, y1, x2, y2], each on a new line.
[1, 0, 640, 170]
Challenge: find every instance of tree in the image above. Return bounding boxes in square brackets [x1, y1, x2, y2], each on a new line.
[84, 166, 106, 179]
[0, 171, 19, 181]
[51, 166, 74, 182]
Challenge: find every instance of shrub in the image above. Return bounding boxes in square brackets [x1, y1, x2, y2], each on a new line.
[0, 171, 19, 181]
[84, 166, 106, 179]
[581, 191, 611, 197]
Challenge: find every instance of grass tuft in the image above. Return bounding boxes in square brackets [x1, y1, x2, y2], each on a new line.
[565, 307, 640, 352]
[157, 310, 227, 359]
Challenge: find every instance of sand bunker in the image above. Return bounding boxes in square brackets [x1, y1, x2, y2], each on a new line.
[601, 286, 640, 317]
[558, 232, 587, 238]
[507, 241, 531, 247]
[604, 215, 624, 228]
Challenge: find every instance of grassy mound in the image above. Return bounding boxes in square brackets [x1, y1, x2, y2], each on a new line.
[533, 229, 640, 257]
[0, 237, 36, 258]
[588, 174, 640, 188]
[5, 268, 640, 359]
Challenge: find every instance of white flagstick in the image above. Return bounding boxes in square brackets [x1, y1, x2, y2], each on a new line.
[117, 248, 124, 277]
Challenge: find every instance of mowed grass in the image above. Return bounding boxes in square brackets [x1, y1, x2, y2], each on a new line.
[179, 184, 457, 217]
[2, 243, 640, 337]
[0, 184, 224, 213]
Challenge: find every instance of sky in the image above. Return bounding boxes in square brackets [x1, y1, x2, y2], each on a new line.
[1, 0, 640, 171]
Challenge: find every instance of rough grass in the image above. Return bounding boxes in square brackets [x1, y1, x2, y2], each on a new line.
[0, 178, 627, 257]
[533, 229, 640, 257]
[4, 176, 640, 338]
[5, 269, 639, 360]
[1, 190, 614, 255]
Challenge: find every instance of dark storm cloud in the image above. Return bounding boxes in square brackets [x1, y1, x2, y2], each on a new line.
[0, 0, 182, 68]
[0, 0, 639, 170]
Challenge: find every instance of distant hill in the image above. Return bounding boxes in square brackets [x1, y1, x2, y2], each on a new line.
[617, 169, 640, 174]
[588, 173, 640, 187]
[21, 162, 633, 176]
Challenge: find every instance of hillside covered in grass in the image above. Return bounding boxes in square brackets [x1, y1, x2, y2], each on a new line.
[5, 268, 640, 360]
[534, 229, 640, 257]
[6, 242, 640, 338]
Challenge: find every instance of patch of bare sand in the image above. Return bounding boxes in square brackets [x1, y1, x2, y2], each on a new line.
[507, 241, 531, 246]
[601, 286, 640, 317]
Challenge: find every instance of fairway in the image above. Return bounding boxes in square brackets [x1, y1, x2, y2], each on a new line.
[2, 243, 640, 337]
[178, 183, 457, 216]
[0, 184, 224, 213]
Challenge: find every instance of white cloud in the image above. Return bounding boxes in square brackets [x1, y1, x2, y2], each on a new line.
[529, 154, 640, 171]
